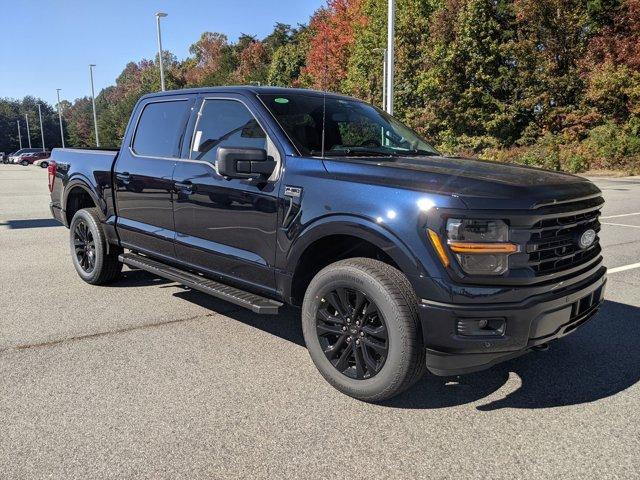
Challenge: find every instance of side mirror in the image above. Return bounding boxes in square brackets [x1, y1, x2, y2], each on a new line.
[217, 147, 276, 180]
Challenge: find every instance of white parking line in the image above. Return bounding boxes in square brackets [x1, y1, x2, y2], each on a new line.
[602, 222, 640, 229]
[601, 212, 640, 219]
[609, 262, 640, 274]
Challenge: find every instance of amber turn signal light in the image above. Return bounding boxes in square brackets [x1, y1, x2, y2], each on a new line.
[427, 229, 450, 267]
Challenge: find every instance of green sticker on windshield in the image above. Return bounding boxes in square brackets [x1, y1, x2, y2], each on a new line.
[274, 97, 289, 104]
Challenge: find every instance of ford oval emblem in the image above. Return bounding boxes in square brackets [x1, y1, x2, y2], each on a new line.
[578, 229, 596, 249]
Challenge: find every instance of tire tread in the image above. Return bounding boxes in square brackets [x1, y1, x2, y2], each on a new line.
[70, 208, 122, 285]
[303, 257, 426, 402]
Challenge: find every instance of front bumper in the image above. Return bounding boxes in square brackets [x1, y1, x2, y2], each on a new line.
[418, 266, 607, 376]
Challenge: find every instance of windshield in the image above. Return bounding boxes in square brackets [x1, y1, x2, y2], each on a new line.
[259, 93, 439, 158]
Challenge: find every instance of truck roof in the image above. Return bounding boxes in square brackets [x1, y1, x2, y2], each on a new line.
[139, 85, 359, 102]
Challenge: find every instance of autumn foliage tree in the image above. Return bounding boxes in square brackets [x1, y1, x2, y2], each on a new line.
[1, 0, 638, 172]
[302, 0, 367, 91]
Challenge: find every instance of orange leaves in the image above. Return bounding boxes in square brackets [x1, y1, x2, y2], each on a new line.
[303, 0, 368, 91]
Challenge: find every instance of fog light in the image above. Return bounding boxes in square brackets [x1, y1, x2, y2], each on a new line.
[457, 318, 506, 337]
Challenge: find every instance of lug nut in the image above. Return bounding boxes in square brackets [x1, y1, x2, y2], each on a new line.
[355, 320, 360, 326]
[346, 337, 352, 342]
[360, 331, 364, 337]
[355, 339, 360, 345]
[346, 318, 351, 323]
[342, 326, 347, 331]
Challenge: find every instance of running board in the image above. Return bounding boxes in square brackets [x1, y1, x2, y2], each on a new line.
[119, 253, 283, 315]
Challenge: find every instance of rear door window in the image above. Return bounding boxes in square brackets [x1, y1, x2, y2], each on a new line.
[132, 100, 189, 158]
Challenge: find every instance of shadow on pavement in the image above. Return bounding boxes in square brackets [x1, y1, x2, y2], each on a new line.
[167, 282, 640, 411]
[0, 218, 62, 229]
[108, 268, 173, 288]
[387, 299, 640, 410]
[173, 288, 304, 346]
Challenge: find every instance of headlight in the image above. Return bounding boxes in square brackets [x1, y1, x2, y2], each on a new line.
[444, 219, 517, 275]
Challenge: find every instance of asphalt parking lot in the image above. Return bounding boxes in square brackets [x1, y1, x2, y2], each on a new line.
[1, 165, 638, 479]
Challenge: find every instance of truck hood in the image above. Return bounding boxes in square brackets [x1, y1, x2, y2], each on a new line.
[322, 155, 601, 210]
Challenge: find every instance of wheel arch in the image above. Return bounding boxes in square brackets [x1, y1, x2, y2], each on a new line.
[283, 215, 424, 305]
[62, 177, 105, 227]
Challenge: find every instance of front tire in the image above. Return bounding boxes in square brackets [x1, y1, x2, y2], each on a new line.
[302, 258, 426, 402]
[69, 208, 123, 285]
[20, 160, 28, 166]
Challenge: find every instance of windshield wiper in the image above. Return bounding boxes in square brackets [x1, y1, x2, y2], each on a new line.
[409, 149, 440, 157]
[310, 148, 398, 158]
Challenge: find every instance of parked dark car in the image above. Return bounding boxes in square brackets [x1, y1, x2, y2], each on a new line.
[48, 86, 606, 401]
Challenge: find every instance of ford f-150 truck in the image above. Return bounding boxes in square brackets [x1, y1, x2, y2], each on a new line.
[49, 86, 606, 401]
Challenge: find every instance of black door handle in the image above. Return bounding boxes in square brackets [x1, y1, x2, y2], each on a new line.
[175, 181, 195, 194]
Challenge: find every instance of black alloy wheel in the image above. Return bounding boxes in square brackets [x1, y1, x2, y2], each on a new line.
[73, 220, 96, 273]
[302, 258, 427, 402]
[316, 287, 388, 380]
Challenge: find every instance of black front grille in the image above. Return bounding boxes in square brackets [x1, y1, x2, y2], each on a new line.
[524, 197, 603, 275]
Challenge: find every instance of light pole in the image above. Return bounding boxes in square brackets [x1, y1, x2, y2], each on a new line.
[17, 120, 22, 149]
[37, 103, 45, 151]
[89, 64, 100, 147]
[373, 48, 388, 109]
[155, 12, 168, 91]
[56, 89, 65, 148]
[386, 0, 395, 115]
[25, 114, 32, 148]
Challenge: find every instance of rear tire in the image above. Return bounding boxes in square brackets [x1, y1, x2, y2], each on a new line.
[40, 162, 48, 168]
[20, 160, 28, 166]
[302, 258, 426, 402]
[69, 208, 123, 285]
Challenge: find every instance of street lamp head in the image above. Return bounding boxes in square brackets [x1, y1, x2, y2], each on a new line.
[89, 64, 96, 68]
[156, 12, 167, 18]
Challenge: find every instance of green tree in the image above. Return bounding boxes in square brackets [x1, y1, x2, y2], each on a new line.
[512, 0, 592, 139]
[416, 0, 521, 149]
[0, 98, 22, 152]
[65, 97, 95, 147]
[267, 26, 311, 86]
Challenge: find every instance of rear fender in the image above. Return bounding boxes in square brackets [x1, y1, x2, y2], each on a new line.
[62, 176, 106, 226]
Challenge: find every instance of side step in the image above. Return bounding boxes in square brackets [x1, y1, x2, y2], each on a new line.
[119, 253, 283, 315]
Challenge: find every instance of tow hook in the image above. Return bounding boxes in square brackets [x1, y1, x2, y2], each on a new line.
[532, 343, 550, 352]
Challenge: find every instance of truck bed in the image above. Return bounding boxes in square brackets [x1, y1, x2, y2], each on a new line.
[49, 147, 120, 226]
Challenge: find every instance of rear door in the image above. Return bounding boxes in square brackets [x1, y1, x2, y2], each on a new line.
[114, 95, 193, 259]
[172, 94, 283, 290]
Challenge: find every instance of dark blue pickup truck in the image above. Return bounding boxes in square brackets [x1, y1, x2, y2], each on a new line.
[49, 86, 606, 401]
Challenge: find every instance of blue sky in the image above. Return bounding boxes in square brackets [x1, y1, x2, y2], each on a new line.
[0, 0, 322, 106]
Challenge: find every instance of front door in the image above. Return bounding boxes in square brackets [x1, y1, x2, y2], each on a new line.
[172, 96, 281, 291]
[114, 97, 192, 259]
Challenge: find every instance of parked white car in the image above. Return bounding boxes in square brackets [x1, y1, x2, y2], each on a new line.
[33, 158, 51, 168]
